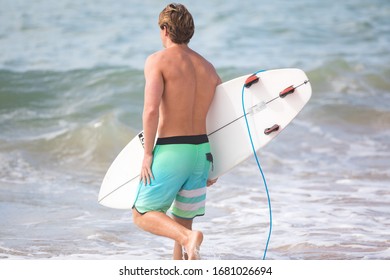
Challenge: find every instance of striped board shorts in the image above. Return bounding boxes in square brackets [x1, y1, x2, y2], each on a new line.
[133, 135, 212, 219]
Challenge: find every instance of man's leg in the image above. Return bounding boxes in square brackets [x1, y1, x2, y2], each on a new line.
[172, 216, 193, 260]
[132, 209, 203, 260]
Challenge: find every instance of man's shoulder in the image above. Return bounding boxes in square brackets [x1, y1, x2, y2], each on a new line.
[147, 50, 165, 61]
[145, 50, 167, 70]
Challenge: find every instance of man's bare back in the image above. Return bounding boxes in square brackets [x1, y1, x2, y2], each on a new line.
[147, 44, 220, 138]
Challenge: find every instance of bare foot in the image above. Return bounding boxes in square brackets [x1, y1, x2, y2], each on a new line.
[184, 231, 203, 260]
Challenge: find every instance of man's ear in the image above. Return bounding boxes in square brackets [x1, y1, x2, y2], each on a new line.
[163, 26, 169, 37]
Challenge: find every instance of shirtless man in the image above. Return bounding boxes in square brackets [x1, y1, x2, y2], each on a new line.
[132, 4, 221, 260]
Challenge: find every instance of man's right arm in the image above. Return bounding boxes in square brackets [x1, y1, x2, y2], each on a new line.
[140, 54, 164, 185]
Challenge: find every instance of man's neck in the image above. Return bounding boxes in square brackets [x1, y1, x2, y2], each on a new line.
[164, 40, 188, 50]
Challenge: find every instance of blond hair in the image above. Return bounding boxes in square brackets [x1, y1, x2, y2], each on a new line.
[158, 3, 194, 44]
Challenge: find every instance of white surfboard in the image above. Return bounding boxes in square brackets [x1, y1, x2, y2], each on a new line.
[98, 68, 312, 209]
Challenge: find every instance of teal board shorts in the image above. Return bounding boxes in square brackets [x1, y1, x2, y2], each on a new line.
[133, 134, 213, 219]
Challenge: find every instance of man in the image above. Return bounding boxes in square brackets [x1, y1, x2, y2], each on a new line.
[132, 3, 221, 260]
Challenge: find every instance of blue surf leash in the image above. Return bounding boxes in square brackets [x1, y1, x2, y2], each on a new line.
[241, 70, 273, 260]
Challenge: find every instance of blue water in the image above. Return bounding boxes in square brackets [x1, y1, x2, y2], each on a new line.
[0, 0, 389, 259]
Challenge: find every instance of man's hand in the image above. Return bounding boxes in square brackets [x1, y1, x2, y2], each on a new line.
[207, 178, 218, 187]
[140, 153, 154, 185]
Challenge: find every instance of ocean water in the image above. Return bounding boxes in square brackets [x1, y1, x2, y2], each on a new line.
[0, 0, 389, 260]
